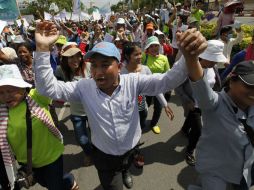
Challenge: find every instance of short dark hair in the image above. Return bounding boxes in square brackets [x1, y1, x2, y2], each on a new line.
[122, 42, 141, 62]
[220, 26, 232, 36]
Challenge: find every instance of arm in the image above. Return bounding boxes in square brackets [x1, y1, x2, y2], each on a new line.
[34, 21, 80, 102]
[177, 29, 219, 110]
[230, 29, 243, 46]
[220, 50, 246, 80]
[138, 29, 207, 95]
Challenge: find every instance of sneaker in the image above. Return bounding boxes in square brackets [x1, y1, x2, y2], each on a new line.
[185, 152, 196, 166]
[152, 125, 160, 134]
[122, 170, 133, 189]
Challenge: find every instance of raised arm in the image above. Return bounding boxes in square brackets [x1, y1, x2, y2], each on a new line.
[177, 29, 219, 110]
[138, 29, 207, 96]
[34, 21, 80, 102]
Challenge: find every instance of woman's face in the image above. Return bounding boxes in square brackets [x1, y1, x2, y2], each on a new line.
[129, 47, 142, 65]
[229, 79, 254, 110]
[17, 46, 31, 64]
[0, 85, 26, 108]
[147, 44, 160, 56]
[67, 53, 82, 71]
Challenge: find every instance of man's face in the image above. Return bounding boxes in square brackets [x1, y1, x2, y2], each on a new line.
[230, 79, 254, 109]
[90, 54, 121, 95]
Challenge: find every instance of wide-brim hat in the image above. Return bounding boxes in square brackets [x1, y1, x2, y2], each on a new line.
[199, 40, 228, 63]
[84, 42, 121, 63]
[61, 42, 81, 57]
[224, 0, 242, 8]
[0, 64, 32, 88]
[145, 36, 160, 50]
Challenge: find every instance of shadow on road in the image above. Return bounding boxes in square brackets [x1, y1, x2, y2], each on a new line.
[63, 151, 84, 173]
[131, 131, 188, 178]
[177, 166, 198, 189]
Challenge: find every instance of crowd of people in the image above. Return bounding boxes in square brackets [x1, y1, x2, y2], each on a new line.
[0, 0, 254, 189]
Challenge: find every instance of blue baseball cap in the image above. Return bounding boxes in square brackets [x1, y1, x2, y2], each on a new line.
[84, 42, 121, 63]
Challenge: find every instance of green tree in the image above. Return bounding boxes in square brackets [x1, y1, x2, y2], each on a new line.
[21, 0, 84, 19]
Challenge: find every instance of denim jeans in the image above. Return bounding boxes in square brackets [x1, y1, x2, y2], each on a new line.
[33, 155, 74, 190]
[70, 115, 92, 154]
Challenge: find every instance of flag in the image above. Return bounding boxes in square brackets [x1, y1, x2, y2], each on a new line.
[0, 0, 19, 20]
[73, 0, 81, 14]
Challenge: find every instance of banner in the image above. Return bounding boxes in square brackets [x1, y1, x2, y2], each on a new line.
[73, 0, 81, 14]
[0, 0, 19, 20]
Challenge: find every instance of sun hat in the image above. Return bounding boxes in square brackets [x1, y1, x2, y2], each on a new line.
[199, 40, 228, 63]
[117, 18, 125, 25]
[61, 42, 81, 57]
[224, 0, 242, 8]
[84, 42, 121, 62]
[176, 2, 182, 7]
[145, 36, 160, 50]
[154, 30, 164, 36]
[231, 60, 254, 86]
[12, 35, 25, 43]
[0, 64, 32, 88]
[0, 47, 18, 60]
[146, 23, 154, 30]
[55, 35, 67, 45]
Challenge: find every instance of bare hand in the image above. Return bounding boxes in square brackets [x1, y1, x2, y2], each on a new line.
[35, 21, 59, 51]
[176, 28, 207, 63]
[164, 105, 174, 121]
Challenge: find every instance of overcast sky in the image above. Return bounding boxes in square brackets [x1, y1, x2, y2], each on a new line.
[81, 0, 120, 9]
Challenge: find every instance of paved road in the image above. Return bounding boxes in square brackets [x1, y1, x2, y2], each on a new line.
[30, 93, 197, 190]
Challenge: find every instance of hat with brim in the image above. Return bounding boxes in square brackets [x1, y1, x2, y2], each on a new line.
[199, 40, 228, 63]
[84, 42, 121, 63]
[154, 30, 164, 36]
[61, 42, 81, 57]
[145, 36, 160, 50]
[232, 60, 254, 86]
[55, 35, 67, 45]
[224, 0, 242, 8]
[0, 64, 32, 88]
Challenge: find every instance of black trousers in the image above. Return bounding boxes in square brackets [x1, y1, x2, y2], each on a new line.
[91, 145, 135, 190]
[139, 109, 148, 129]
[146, 96, 162, 127]
[182, 108, 202, 153]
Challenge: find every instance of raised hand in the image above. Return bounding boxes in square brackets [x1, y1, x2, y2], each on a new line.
[176, 28, 207, 63]
[35, 21, 59, 51]
[176, 28, 207, 81]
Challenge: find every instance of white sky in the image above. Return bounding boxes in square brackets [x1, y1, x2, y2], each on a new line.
[81, 0, 120, 9]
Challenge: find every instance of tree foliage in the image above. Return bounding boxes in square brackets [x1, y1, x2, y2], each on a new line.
[21, 0, 84, 19]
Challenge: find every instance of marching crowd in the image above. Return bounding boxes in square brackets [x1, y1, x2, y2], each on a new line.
[0, 0, 254, 190]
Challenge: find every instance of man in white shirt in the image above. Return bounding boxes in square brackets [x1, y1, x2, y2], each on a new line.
[34, 21, 207, 190]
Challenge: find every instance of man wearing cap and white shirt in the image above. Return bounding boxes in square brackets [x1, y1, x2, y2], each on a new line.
[176, 40, 228, 166]
[34, 21, 207, 190]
